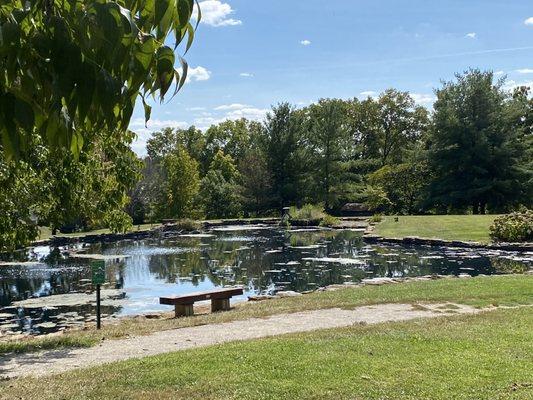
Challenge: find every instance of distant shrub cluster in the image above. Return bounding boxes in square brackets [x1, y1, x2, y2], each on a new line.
[174, 219, 201, 231]
[490, 210, 533, 242]
[369, 214, 383, 223]
[288, 204, 339, 227]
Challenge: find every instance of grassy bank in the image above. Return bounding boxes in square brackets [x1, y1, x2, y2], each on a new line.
[1, 275, 531, 356]
[373, 215, 499, 243]
[2, 307, 532, 399]
[37, 223, 162, 241]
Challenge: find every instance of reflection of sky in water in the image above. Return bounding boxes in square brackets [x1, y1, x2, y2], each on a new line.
[0, 226, 531, 316]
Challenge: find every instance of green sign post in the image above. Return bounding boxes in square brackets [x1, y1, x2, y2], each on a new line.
[91, 260, 106, 329]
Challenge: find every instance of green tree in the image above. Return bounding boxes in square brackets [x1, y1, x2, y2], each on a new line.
[154, 146, 200, 219]
[201, 119, 259, 173]
[304, 99, 352, 209]
[43, 130, 140, 232]
[239, 149, 273, 215]
[0, 144, 47, 251]
[354, 90, 429, 167]
[428, 70, 530, 213]
[146, 126, 205, 162]
[368, 158, 430, 214]
[0, 0, 198, 159]
[261, 103, 306, 208]
[199, 151, 242, 218]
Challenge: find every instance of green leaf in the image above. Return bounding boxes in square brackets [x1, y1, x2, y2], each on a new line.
[70, 129, 84, 158]
[177, 0, 193, 29]
[156, 46, 175, 98]
[142, 95, 152, 127]
[178, 56, 188, 91]
[135, 35, 155, 71]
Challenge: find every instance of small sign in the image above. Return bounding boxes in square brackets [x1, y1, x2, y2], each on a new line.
[91, 260, 106, 285]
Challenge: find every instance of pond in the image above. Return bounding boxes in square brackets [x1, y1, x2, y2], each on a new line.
[0, 225, 531, 335]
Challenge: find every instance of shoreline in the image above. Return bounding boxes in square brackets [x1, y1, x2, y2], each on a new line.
[8, 216, 531, 255]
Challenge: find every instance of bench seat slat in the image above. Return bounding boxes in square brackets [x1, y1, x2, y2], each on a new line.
[160, 287, 243, 305]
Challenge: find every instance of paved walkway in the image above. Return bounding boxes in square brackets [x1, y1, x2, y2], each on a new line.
[0, 303, 482, 379]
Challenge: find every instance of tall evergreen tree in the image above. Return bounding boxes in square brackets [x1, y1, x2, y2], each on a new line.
[428, 69, 530, 213]
[304, 99, 352, 209]
[261, 103, 306, 208]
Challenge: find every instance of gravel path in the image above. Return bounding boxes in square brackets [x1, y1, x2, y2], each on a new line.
[0, 303, 482, 379]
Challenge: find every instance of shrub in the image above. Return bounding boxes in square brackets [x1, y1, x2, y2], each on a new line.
[175, 218, 201, 231]
[369, 213, 383, 223]
[490, 210, 533, 242]
[288, 204, 338, 227]
[320, 214, 340, 227]
[104, 210, 133, 234]
[289, 204, 326, 221]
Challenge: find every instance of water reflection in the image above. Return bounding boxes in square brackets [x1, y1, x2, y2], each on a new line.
[0, 227, 531, 327]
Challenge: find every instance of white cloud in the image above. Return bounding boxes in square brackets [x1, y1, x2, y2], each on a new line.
[226, 107, 268, 121]
[525, 17, 533, 26]
[130, 118, 188, 131]
[300, 40, 311, 46]
[359, 90, 377, 98]
[411, 93, 436, 106]
[240, 72, 254, 77]
[194, 116, 222, 129]
[516, 68, 533, 74]
[186, 106, 206, 111]
[494, 70, 505, 76]
[212, 103, 268, 123]
[215, 103, 251, 111]
[465, 32, 477, 39]
[502, 79, 533, 92]
[186, 66, 211, 83]
[195, 1, 242, 27]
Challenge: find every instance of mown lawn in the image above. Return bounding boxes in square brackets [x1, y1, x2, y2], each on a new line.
[2, 307, 532, 399]
[1, 275, 531, 355]
[373, 215, 499, 243]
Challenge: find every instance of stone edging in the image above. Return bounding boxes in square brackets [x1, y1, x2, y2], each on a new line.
[362, 234, 533, 252]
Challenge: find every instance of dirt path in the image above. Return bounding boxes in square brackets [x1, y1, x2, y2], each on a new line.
[0, 303, 482, 379]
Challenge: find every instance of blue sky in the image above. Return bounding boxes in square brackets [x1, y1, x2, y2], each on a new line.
[129, 0, 533, 155]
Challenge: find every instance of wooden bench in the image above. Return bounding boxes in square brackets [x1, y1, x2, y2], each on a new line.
[160, 287, 244, 317]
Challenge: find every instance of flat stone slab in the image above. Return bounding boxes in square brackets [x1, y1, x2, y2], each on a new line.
[68, 254, 129, 261]
[302, 257, 366, 265]
[0, 261, 44, 267]
[211, 225, 271, 232]
[11, 290, 126, 308]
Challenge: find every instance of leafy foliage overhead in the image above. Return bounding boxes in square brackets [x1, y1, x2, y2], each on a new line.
[0, 0, 199, 158]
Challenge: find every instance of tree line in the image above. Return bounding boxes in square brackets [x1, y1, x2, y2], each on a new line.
[1, 69, 531, 251]
[131, 69, 532, 223]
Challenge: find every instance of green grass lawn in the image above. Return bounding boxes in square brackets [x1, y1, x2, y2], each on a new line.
[373, 215, 499, 243]
[37, 223, 162, 241]
[2, 307, 532, 400]
[1, 275, 531, 355]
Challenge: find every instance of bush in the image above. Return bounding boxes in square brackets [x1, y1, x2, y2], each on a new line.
[369, 213, 383, 223]
[104, 210, 133, 234]
[288, 204, 338, 227]
[289, 204, 327, 221]
[175, 218, 201, 231]
[320, 214, 340, 227]
[490, 210, 533, 242]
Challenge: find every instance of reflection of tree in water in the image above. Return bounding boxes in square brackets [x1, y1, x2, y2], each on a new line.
[0, 265, 91, 306]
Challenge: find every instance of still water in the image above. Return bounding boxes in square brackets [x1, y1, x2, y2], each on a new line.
[0, 226, 531, 333]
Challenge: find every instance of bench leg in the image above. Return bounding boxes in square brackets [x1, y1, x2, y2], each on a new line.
[211, 298, 230, 312]
[174, 303, 194, 318]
